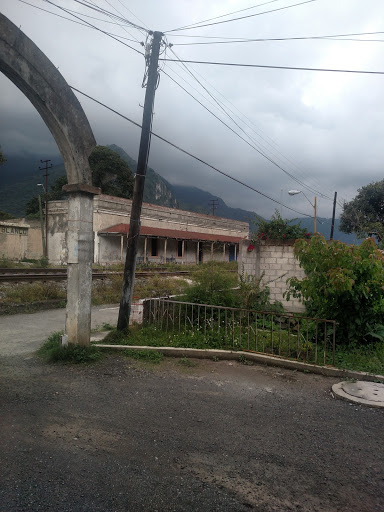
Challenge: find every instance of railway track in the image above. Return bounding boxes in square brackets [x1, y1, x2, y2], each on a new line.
[0, 267, 191, 283]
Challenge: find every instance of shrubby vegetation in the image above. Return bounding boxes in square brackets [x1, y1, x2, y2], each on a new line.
[286, 235, 384, 344]
[252, 210, 311, 243]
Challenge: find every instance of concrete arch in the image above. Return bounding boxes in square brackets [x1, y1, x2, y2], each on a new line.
[0, 13, 95, 184]
[0, 13, 99, 344]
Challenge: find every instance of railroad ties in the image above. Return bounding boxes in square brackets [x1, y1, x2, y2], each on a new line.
[0, 267, 190, 283]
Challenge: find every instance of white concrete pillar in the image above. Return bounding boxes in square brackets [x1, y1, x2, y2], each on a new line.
[64, 186, 99, 346]
[223, 243, 226, 261]
[164, 238, 167, 263]
[182, 240, 185, 264]
[196, 242, 199, 264]
[120, 234, 124, 263]
[144, 237, 147, 263]
[235, 244, 237, 260]
[211, 242, 214, 261]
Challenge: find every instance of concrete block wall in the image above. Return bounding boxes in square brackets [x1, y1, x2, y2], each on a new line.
[238, 240, 306, 312]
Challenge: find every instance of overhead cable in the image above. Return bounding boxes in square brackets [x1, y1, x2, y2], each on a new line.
[43, 0, 144, 54]
[165, 0, 318, 33]
[69, 85, 313, 218]
[160, 58, 384, 75]
[167, 30, 384, 40]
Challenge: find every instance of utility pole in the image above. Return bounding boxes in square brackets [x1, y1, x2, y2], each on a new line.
[117, 31, 163, 331]
[39, 159, 52, 259]
[330, 191, 337, 240]
[208, 199, 218, 216]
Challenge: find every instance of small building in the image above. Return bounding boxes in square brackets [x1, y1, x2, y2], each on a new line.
[47, 194, 249, 265]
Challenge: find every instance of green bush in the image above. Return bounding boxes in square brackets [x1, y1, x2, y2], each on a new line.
[252, 210, 312, 243]
[37, 332, 102, 363]
[183, 261, 238, 307]
[286, 235, 384, 344]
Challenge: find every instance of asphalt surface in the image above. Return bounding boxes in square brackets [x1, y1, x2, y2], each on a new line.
[0, 308, 383, 511]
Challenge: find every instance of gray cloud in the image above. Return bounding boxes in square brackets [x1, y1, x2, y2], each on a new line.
[1, 0, 383, 219]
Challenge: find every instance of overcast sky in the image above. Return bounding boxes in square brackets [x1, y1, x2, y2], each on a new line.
[1, 0, 383, 220]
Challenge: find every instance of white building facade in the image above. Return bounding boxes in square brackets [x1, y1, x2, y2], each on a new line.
[47, 194, 249, 265]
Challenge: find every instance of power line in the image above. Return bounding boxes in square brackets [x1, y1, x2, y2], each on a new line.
[69, 85, 313, 218]
[165, 0, 319, 33]
[166, 48, 331, 199]
[162, 68, 330, 201]
[166, 51, 337, 201]
[18, 0, 144, 44]
[99, 0, 142, 42]
[171, 34, 384, 46]
[167, 30, 384, 40]
[42, 0, 144, 54]
[160, 57, 384, 75]
[166, 0, 281, 32]
[70, 0, 148, 33]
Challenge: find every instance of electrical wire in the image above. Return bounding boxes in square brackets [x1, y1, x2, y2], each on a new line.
[160, 57, 384, 75]
[166, 51, 339, 202]
[167, 30, 384, 40]
[98, 0, 142, 43]
[163, 68, 330, 201]
[114, 0, 149, 30]
[17, 0, 144, 44]
[171, 34, 384, 46]
[69, 85, 313, 218]
[165, 0, 319, 33]
[69, 0, 148, 33]
[43, 0, 144, 54]
[166, 0, 281, 32]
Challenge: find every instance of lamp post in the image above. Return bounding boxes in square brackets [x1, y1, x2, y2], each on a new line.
[37, 183, 48, 257]
[288, 189, 317, 233]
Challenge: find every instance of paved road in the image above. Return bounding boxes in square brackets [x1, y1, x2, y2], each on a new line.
[0, 305, 119, 356]
[0, 308, 383, 511]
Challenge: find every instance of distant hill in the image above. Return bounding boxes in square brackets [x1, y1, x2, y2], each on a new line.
[0, 145, 358, 244]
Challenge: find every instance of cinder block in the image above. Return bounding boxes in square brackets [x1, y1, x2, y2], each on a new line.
[265, 257, 277, 264]
[270, 263, 283, 270]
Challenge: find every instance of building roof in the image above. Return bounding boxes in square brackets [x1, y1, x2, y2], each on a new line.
[99, 223, 244, 243]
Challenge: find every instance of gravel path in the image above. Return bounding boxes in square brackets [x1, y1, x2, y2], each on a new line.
[0, 308, 383, 511]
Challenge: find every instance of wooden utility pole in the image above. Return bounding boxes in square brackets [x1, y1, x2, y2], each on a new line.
[330, 191, 337, 240]
[117, 31, 163, 331]
[208, 199, 218, 216]
[39, 159, 52, 258]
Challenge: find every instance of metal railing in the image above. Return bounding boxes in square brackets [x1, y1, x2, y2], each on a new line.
[143, 298, 337, 365]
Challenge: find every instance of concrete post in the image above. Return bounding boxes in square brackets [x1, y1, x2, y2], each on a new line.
[223, 243, 226, 261]
[120, 235, 124, 263]
[164, 238, 167, 263]
[144, 237, 147, 263]
[64, 185, 100, 345]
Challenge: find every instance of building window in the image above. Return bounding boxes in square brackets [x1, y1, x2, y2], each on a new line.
[177, 240, 183, 257]
[151, 238, 158, 256]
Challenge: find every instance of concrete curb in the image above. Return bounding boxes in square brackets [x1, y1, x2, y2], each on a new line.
[94, 343, 384, 383]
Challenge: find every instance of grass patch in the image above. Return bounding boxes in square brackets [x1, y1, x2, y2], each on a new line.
[178, 357, 198, 368]
[1, 282, 66, 304]
[125, 349, 164, 363]
[101, 324, 384, 375]
[37, 332, 103, 364]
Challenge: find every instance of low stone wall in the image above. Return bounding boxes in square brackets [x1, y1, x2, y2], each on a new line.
[238, 240, 306, 312]
[0, 222, 29, 260]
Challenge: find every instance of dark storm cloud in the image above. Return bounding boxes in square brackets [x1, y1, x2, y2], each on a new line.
[1, 0, 383, 218]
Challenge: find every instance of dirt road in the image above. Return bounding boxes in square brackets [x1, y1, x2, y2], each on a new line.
[0, 308, 383, 511]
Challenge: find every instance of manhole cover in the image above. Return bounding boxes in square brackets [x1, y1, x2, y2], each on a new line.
[332, 381, 384, 408]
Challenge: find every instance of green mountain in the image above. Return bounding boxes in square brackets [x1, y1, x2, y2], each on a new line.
[0, 145, 358, 244]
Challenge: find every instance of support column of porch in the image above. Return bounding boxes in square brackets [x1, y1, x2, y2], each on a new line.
[164, 238, 167, 263]
[144, 237, 147, 263]
[63, 184, 100, 345]
[223, 243, 226, 261]
[211, 242, 214, 261]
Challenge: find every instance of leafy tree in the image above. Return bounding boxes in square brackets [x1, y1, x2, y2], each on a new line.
[252, 210, 312, 243]
[0, 147, 6, 166]
[0, 210, 13, 220]
[25, 146, 134, 216]
[89, 145, 134, 198]
[286, 235, 384, 344]
[340, 180, 384, 242]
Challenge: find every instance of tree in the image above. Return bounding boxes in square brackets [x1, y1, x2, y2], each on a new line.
[25, 146, 134, 216]
[340, 180, 384, 241]
[0, 147, 6, 166]
[89, 145, 134, 198]
[286, 235, 384, 344]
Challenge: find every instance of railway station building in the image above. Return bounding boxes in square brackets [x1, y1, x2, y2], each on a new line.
[47, 194, 249, 265]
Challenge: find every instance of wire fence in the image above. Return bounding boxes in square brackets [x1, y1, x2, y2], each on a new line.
[143, 298, 337, 365]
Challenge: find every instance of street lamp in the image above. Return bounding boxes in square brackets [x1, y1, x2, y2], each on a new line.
[288, 189, 317, 233]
